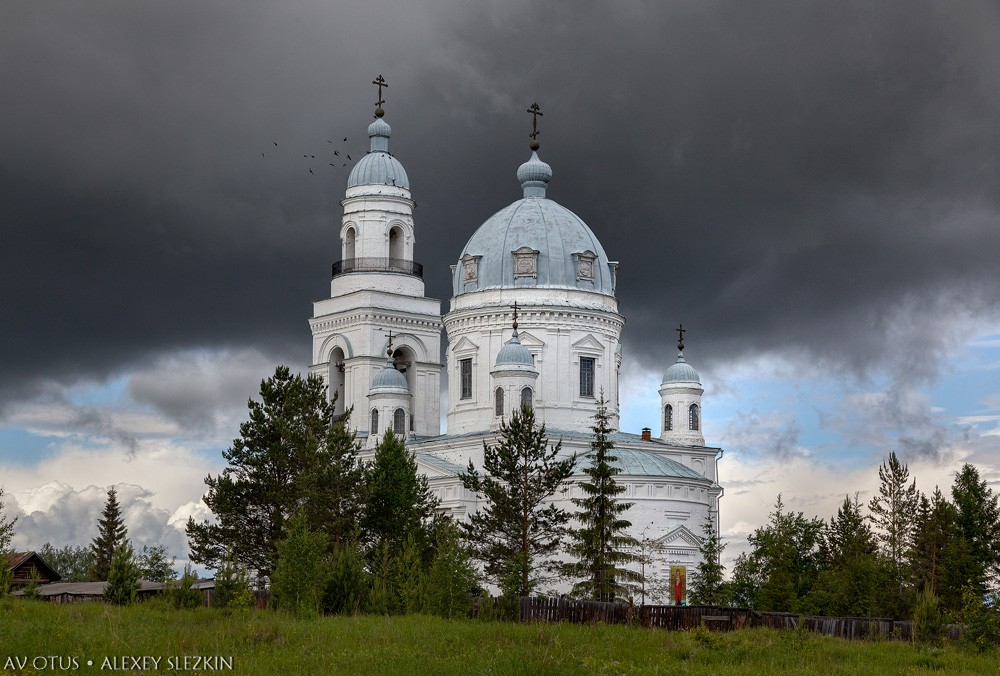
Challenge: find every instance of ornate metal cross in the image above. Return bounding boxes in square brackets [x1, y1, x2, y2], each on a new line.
[384, 329, 395, 356]
[676, 324, 685, 351]
[372, 74, 388, 109]
[511, 300, 520, 330]
[527, 102, 543, 141]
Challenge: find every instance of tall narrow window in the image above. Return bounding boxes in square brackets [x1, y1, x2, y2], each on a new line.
[393, 408, 405, 434]
[664, 404, 673, 431]
[495, 387, 504, 417]
[344, 226, 356, 260]
[689, 404, 700, 431]
[460, 358, 472, 399]
[521, 387, 533, 409]
[579, 357, 595, 398]
[370, 408, 379, 433]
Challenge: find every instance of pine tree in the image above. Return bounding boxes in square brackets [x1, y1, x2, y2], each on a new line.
[91, 487, 128, 581]
[950, 464, 1000, 598]
[104, 540, 140, 605]
[868, 451, 917, 615]
[186, 366, 358, 580]
[460, 404, 577, 597]
[361, 429, 438, 555]
[564, 395, 639, 601]
[424, 519, 477, 618]
[689, 513, 727, 606]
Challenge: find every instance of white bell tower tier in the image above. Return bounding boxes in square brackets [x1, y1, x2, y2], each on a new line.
[310, 80, 443, 438]
[659, 328, 705, 446]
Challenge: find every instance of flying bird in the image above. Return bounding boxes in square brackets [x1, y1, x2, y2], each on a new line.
[344, 137, 347, 142]
[346, 154, 352, 161]
[309, 169, 314, 174]
[334, 150, 339, 156]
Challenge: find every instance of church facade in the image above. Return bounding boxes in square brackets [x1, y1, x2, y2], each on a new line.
[309, 94, 724, 599]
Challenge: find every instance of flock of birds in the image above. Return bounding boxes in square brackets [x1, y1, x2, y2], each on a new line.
[260, 137, 369, 175]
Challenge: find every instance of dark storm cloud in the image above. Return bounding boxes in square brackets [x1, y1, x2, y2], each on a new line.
[3, 1, 999, 408]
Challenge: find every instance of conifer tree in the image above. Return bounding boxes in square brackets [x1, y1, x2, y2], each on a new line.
[460, 404, 576, 597]
[424, 519, 477, 618]
[909, 487, 959, 604]
[104, 540, 140, 605]
[868, 451, 917, 614]
[689, 513, 727, 606]
[950, 464, 1000, 598]
[0, 486, 15, 553]
[186, 366, 359, 580]
[564, 395, 639, 601]
[361, 429, 438, 555]
[91, 487, 127, 581]
[270, 511, 329, 617]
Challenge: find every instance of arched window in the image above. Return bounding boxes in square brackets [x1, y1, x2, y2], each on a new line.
[495, 387, 504, 417]
[344, 226, 356, 260]
[370, 408, 379, 433]
[389, 226, 404, 261]
[393, 407, 406, 434]
[689, 404, 699, 431]
[521, 387, 533, 409]
[664, 404, 673, 431]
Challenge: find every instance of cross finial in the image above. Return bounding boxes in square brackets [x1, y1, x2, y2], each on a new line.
[372, 74, 388, 118]
[676, 324, 686, 352]
[384, 329, 395, 356]
[511, 301, 520, 331]
[527, 102, 543, 150]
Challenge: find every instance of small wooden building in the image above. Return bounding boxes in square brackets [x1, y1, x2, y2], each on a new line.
[5, 551, 62, 586]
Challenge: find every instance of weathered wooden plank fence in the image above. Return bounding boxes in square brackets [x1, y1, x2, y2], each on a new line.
[471, 597, 964, 642]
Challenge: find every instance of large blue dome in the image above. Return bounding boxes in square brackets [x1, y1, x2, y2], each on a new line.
[453, 151, 613, 297]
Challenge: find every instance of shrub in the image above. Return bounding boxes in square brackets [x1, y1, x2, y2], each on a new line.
[913, 588, 945, 646]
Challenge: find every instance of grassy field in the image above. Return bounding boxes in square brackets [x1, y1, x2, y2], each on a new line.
[1, 599, 998, 675]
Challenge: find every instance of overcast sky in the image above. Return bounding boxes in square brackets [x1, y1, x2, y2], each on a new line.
[2, 1, 999, 571]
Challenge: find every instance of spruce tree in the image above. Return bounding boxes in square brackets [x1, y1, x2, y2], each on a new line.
[91, 487, 127, 581]
[361, 429, 438, 555]
[424, 519, 477, 618]
[104, 540, 140, 605]
[689, 513, 727, 606]
[868, 451, 917, 615]
[909, 487, 959, 605]
[950, 464, 1000, 598]
[807, 494, 882, 616]
[460, 404, 576, 597]
[270, 511, 329, 617]
[564, 395, 639, 601]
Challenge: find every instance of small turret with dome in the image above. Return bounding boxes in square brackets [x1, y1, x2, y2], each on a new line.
[367, 332, 412, 448]
[659, 325, 705, 446]
[490, 302, 539, 430]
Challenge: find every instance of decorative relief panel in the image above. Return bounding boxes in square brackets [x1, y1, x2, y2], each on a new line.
[460, 254, 480, 284]
[512, 246, 539, 279]
[573, 250, 597, 281]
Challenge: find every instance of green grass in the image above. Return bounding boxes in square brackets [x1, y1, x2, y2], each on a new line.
[1, 599, 997, 674]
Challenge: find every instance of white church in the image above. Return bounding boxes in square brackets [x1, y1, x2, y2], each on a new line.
[308, 86, 724, 597]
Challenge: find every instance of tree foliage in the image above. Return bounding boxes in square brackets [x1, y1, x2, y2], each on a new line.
[950, 463, 1000, 599]
[361, 429, 438, 556]
[733, 494, 823, 612]
[460, 404, 576, 597]
[868, 451, 918, 616]
[270, 511, 329, 617]
[104, 540, 140, 605]
[689, 513, 727, 606]
[91, 487, 128, 581]
[186, 366, 362, 581]
[424, 519, 477, 618]
[39, 543, 96, 582]
[136, 544, 177, 582]
[0, 486, 15, 553]
[564, 395, 639, 601]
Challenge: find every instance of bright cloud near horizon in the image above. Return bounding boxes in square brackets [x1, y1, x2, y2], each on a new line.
[2, 1, 999, 571]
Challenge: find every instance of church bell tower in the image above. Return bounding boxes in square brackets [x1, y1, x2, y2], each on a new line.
[309, 75, 443, 438]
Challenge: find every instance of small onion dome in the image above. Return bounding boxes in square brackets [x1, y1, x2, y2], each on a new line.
[662, 351, 700, 384]
[347, 116, 410, 189]
[369, 360, 409, 393]
[516, 151, 552, 198]
[494, 330, 536, 370]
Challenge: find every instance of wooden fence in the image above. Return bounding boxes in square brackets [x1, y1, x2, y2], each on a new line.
[472, 597, 964, 642]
